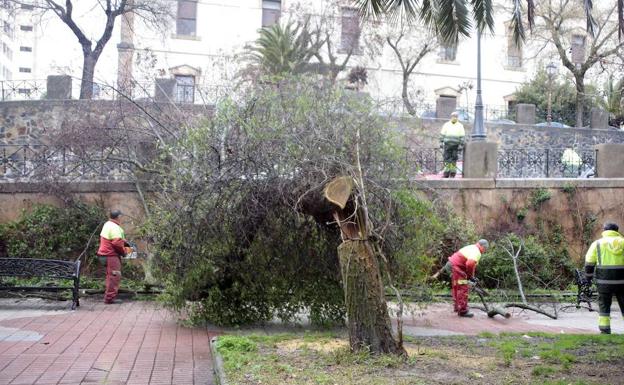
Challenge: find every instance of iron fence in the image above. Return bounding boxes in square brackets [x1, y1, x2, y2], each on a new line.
[497, 148, 595, 178]
[0, 144, 134, 181]
[0, 78, 234, 105]
[405, 147, 460, 177]
[0, 80, 46, 101]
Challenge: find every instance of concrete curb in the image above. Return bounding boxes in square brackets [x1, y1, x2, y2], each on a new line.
[209, 336, 228, 385]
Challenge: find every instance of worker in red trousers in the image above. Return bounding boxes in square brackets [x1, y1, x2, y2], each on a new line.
[96, 210, 130, 304]
[448, 239, 489, 317]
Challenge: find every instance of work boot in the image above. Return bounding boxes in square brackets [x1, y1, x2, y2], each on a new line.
[450, 172, 457, 178]
[104, 299, 123, 305]
[459, 311, 474, 318]
[600, 329, 611, 335]
[443, 171, 450, 178]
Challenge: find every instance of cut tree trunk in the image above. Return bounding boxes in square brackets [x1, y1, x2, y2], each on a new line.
[338, 239, 406, 355]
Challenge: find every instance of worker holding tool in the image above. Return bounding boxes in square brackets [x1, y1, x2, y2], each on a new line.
[585, 222, 624, 334]
[440, 111, 465, 178]
[96, 210, 131, 304]
[448, 239, 489, 317]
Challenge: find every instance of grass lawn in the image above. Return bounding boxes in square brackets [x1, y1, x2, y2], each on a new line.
[215, 332, 624, 385]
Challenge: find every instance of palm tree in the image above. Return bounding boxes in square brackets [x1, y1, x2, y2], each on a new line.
[249, 22, 322, 77]
[353, 0, 624, 46]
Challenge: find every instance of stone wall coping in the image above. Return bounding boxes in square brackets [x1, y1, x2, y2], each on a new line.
[410, 178, 624, 189]
[409, 179, 496, 189]
[494, 178, 624, 188]
[0, 99, 212, 113]
[0, 181, 146, 193]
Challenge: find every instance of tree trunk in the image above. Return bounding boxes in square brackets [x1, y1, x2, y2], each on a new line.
[337, 239, 406, 355]
[575, 76, 585, 128]
[80, 54, 98, 99]
[401, 74, 416, 116]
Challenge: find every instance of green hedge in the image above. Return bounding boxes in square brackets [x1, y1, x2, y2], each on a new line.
[0, 203, 104, 265]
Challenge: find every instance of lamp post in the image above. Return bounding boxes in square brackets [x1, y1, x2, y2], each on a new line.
[546, 62, 557, 126]
[472, 29, 486, 140]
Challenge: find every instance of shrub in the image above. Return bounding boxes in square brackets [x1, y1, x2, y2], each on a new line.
[479, 234, 575, 290]
[0, 203, 104, 266]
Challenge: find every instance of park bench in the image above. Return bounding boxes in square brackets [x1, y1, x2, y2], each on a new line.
[0, 258, 81, 310]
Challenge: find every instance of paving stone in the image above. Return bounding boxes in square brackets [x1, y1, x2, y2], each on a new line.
[0, 298, 215, 385]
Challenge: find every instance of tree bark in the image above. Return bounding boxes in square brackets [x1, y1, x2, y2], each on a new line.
[80, 53, 97, 99]
[575, 75, 585, 128]
[401, 74, 416, 116]
[337, 239, 406, 355]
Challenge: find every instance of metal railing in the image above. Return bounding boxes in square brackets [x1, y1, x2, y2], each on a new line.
[0, 78, 234, 105]
[405, 147, 459, 177]
[497, 148, 595, 178]
[0, 144, 134, 181]
[0, 80, 46, 101]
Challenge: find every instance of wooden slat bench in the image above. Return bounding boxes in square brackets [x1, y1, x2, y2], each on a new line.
[0, 258, 81, 309]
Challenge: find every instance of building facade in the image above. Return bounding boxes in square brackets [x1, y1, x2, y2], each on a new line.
[3, 0, 565, 113]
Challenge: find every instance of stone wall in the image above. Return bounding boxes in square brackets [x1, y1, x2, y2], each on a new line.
[402, 118, 624, 149]
[417, 178, 624, 262]
[0, 100, 212, 145]
[0, 182, 146, 238]
[2, 179, 624, 263]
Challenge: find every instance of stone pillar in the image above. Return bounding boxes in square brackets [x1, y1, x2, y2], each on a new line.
[436, 96, 456, 119]
[117, 3, 135, 97]
[463, 141, 498, 178]
[515, 103, 536, 125]
[594, 144, 624, 178]
[154, 78, 177, 103]
[46, 75, 72, 99]
[590, 108, 609, 129]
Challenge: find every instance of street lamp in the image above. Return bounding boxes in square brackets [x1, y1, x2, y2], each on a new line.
[472, 29, 486, 140]
[546, 62, 557, 126]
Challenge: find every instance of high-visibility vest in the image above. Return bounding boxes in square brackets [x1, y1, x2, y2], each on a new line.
[561, 149, 582, 167]
[101, 220, 125, 240]
[585, 230, 624, 286]
[459, 244, 482, 264]
[440, 121, 465, 142]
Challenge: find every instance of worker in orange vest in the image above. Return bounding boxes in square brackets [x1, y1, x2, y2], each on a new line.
[96, 210, 130, 304]
[448, 239, 489, 317]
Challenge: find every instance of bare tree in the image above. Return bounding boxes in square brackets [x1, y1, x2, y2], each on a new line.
[8, 0, 172, 99]
[382, 21, 436, 116]
[535, 1, 624, 127]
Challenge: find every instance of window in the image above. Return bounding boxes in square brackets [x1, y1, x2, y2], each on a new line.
[20, 4, 33, 10]
[571, 34, 585, 64]
[340, 7, 361, 53]
[506, 26, 522, 68]
[3, 22, 14, 37]
[20, 25, 33, 31]
[2, 42, 12, 60]
[176, 0, 197, 36]
[438, 43, 457, 61]
[18, 88, 31, 95]
[20, 46, 32, 52]
[19, 67, 31, 73]
[262, 0, 281, 27]
[175, 75, 195, 103]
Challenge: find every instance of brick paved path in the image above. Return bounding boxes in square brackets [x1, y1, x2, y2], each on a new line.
[0, 298, 215, 385]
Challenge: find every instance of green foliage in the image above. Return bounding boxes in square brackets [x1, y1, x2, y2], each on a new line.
[514, 68, 597, 126]
[0, 203, 104, 265]
[516, 207, 528, 222]
[249, 22, 319, 77]
[561, 183, 576, 195]
[479, 234, 574, 289]
[529, 188, 551, 209]
[385, 189, 475, 287]
[148, 77, 415, 326]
